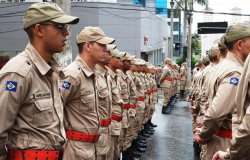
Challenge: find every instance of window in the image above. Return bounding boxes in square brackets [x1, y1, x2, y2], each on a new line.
[134, 0, 145, 7]
[0, 52, 9, 70]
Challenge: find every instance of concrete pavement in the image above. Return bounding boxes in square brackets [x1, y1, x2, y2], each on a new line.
[140, 93, 200, 160]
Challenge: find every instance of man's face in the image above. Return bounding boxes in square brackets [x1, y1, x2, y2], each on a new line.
[200, 64, 205, 69]
[184, 64, 187, 69]
[143, 65, 148, 73]
[240, 37, 250, 62]
[103, 51, 112, 65]
[151, 69, 155, 74]
[111, 57, 122, 69]
[89, 42, 107, 63]
[42, 21, 69, 54]
[137, 65, 142, 72]
[131, 64, 137, 72]
[136, 65, 141, 72]
[122, 60, 132, 71]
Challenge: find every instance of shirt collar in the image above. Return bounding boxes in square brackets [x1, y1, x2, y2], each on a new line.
[226, 51, 244, 67]
[25, 42, 65, 78]
[210, 62, 216, 67]
[96, 64, 106, 77]
[75, 55, 95, 77]
[117, 69, 127, 80]
[127, 70, 135, 79]
[105, 66, 117, 78]
[140, 72, 145, 77]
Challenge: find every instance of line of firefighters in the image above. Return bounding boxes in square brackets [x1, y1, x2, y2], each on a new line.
[188, 23, 250, 160]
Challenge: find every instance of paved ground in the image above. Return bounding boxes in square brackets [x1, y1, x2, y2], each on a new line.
[140, 93, 200, 160]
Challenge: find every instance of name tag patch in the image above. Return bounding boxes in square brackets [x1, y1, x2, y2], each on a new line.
[121, 85, 127, 89]
[6, 81, 17, 92]
[230, 78, 239, 86]
[34, 92, 51, 99]
[62, 81, 71, 90]
[99, 87, 107, 92]
[81, 89, 93, 95]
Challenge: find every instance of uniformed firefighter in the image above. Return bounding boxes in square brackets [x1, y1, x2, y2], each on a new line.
[106, 49, 125, 160]
[0, 3, 79, 160]
[95, 44, 116, 160]
[194, 23, 250, 160]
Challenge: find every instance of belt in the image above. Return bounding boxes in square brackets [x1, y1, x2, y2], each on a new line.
[111, 113, 123, 122]
[164, 78, 173, 82]
[151, 89, 157, 92]
[100, 118, 111, 127]
[65, 130, 100, 142]
[182, 75, 186, 77]
[124, 104, 130, 109]
[215, 128, 232, 139]
[8, 148, 64, 160]
[130, 104, 136, 109]
[138, 97, 145, 101]
[177, 78, 180, 80]
[147, 91, 151, 95]
[174, 78, 177, 81]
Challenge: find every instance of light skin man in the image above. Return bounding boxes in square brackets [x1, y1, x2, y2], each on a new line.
[0, 3, 79, 160]
[60, 27, 115, 160]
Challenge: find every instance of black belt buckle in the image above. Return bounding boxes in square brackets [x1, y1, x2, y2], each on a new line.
[58, 148, 64, 160]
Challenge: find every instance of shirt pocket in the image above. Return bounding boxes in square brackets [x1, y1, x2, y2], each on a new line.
[34, 98, 53, 127]
[138, 82, 143, 90]
[111, 87, 120, 101]
[80, 89, 95, 113]
[98, 87, 109, 105]
[75, 141, 95, 159]
[121, 85, 129, 100]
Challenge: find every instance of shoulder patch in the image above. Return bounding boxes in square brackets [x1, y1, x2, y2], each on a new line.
[230, 78, 239, 86]
[62, 81, 71, 90]
[6, 81, 17, 92]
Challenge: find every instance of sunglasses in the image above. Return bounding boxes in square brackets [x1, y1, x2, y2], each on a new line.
[38, 23, 68, 32]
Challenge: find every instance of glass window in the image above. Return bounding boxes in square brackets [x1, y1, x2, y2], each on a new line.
[0, 52, 9, 70]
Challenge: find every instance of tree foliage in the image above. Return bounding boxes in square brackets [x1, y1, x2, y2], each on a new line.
[174, 0, 209, 17]
[191, 33, 201, 55]
[176, 54, 199, 70]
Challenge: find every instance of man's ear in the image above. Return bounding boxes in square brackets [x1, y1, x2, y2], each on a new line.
[86, 42, 91, 52]
[237, 40, 243, 50]
[34, 24, 44, 37]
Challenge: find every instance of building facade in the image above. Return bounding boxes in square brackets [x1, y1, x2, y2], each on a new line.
[0, 1, 168, 69]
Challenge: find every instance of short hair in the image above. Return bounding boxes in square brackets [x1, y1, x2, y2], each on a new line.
[225, 37, 247, 50]
[25, 26, 34, 41]
[77, 41, 94, 54]
[220, 48, 227, 57]
[209, 55, 219, 62]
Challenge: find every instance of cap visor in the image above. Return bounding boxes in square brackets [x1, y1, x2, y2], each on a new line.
[96, 37, 115, 44]
[128, 56, 136, 60]
[107, 45, 117, 51]
[51, 15, 79, 24]
[116, 52, 126, 58]
[113, 52, 126, 58]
